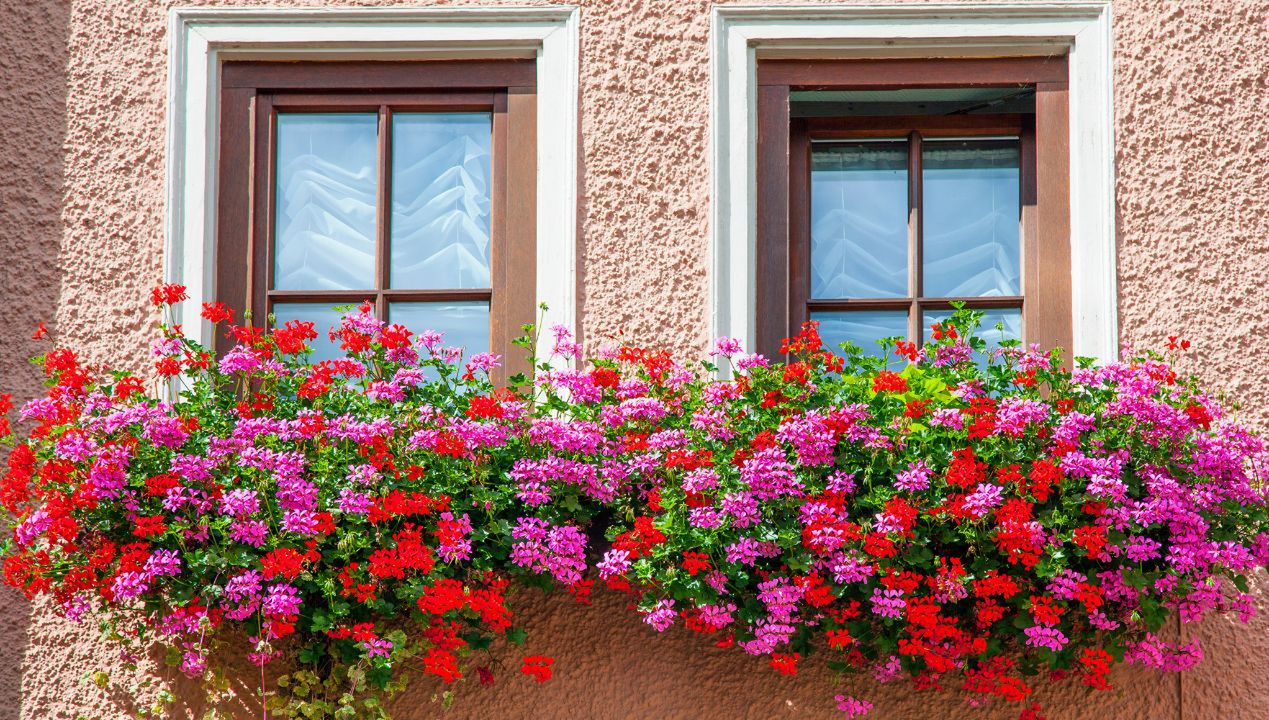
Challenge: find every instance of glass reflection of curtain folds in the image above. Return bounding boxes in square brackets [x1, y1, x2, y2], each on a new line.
[813, 310, 908, 358]
[274, 114, 379, 290]
[270, 110, 496, 365]
[810, 142, 909, 299]
[922, 140, 1021, 298]
[391, 113, 493, 289]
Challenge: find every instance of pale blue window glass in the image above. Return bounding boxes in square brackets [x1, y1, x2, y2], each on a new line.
[812, 310, 909, 358]
[389, 301, 490, 356]
[390, 113, 493, 289]
[272, 303, 345, 364]
[921, 140, 1021, 297]
[274, 114, 378, 290]
[923, 308, 1022, 367]
[810, 142, 909, 298]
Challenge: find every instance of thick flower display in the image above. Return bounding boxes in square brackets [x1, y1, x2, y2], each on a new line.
[1, 286, 1266, 719]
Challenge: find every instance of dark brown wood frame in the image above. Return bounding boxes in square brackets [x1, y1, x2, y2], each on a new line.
[216, 61, 537, 381]
[756, 57, 1072, 358]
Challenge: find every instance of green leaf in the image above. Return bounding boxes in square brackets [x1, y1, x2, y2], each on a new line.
[507, 627, 528, 646]
[366, 667, 393, 689]
[310, 609, 332, 632]
[297, 643, 326, 664]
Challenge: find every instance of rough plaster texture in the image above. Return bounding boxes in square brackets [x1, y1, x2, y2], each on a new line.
[0, 0, 68, 714]
[0, 0, 1267, 718]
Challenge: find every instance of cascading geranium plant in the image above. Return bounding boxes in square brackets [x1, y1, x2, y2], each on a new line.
[2, 285, 1266, 719]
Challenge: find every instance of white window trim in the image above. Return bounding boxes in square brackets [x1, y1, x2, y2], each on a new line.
[710, 2, 1117, 362]
[165, 6, 580, 347]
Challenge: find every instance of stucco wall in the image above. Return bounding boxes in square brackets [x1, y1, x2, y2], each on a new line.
[1, 0, 1267, 718]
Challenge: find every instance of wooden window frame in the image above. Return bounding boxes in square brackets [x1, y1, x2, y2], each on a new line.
[756, 57, 1072, 359]
[216, 60, 538, 382]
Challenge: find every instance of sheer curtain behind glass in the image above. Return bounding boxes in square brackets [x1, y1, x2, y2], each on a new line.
[810, 142, 908, 299]
[807, 135, 1023, 358]
[270, 110, 495, 356]
[390, 113, 493, 290]
[809, 142, 908, 357]
[274, 114, 378, 291]
[389, 113, 493, 341]
[922, 140, 1021, 298]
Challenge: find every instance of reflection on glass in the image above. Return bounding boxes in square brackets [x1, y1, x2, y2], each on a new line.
[391, 113, 493, 289]
[390, 301, 490, 357]
[811, 142, 909, 298]
[274, 114, 378, 290]
[812, 310, 909, 358]
[272, 303, 347, 364]
[924, 308, 1022, 366]
[922, 140, 1021, 297]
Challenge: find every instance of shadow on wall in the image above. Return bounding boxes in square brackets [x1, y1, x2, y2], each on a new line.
[0, 0, 70, 718]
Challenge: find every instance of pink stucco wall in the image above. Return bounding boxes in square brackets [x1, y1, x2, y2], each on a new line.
[1, 1, 1267, 718]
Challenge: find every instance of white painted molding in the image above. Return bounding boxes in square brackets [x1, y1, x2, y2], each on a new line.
[165, 6, 580, 346]
[709, 2, 1117, 362]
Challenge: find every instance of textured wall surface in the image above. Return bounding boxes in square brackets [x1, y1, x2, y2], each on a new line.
[1, 0, 1267, 718]
[0, 0, 68, 714]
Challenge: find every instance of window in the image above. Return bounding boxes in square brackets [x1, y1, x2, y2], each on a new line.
[216, 61, 537, 380]
[755, 57, 1072, 360]
[800, 117, 1026, 358]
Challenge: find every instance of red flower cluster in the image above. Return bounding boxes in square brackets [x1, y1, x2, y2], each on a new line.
[871, 370, 908, 394]
[521, 655, 554, 683]
[150, 283, 189, 306]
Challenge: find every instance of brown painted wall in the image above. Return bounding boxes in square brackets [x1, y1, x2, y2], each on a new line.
[1, 1, 1267, 718]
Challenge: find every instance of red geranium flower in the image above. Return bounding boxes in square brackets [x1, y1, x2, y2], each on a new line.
[521, 655, 554, 683]
[132, 514, 167, 538]
[200, 301, 234, 324]
[273, 320, 318, 355]
[871, 370, 907, 394]
[466, 395, 505, 420]
[150, 283, 188, 307]
[769, 653, 799, 675]
[682, 551, 711, 576]
[261, 547, 309, 580]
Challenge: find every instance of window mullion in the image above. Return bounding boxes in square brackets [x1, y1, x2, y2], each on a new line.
[375, 104, 392, 320]
[908, 130, 923, 344]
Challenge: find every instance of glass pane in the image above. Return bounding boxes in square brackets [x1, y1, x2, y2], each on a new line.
[810, 142, 909, 299]
[812, 310, 909, 359]
[390, 301, 490, 356]
[272, 303, 346, 364]
[274, 114, 379, 291]
[924, 308, 1022, 364]
[391, 113, 493, 289]
[922, 139, 1021, 297]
